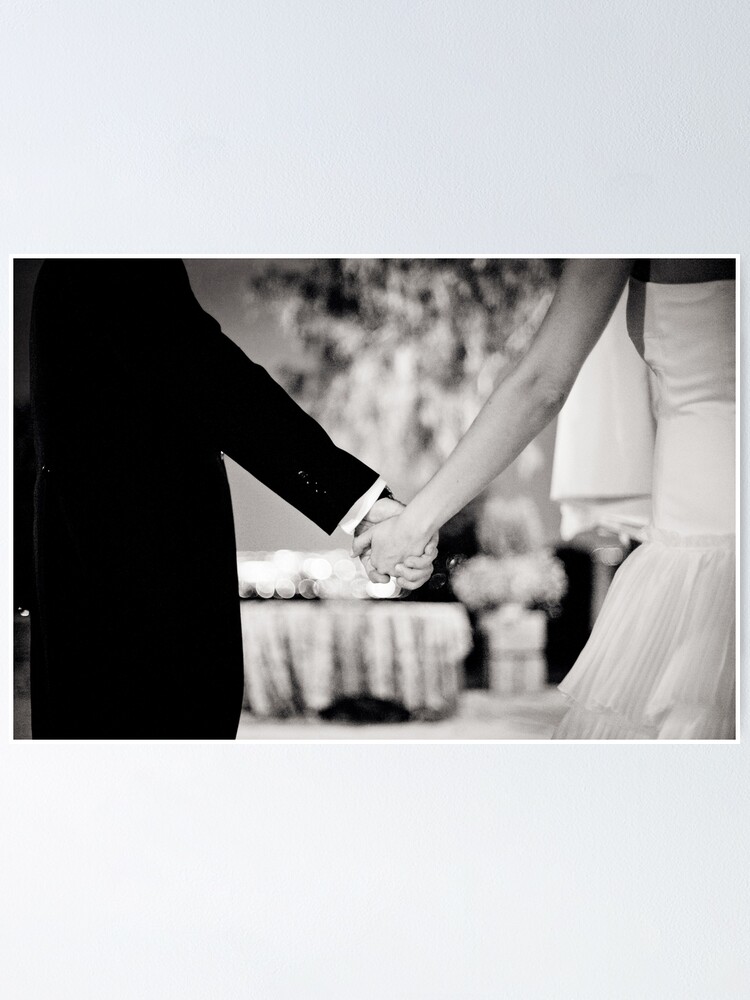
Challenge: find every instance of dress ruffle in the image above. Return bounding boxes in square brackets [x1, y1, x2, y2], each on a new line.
[554, 530, 736, 740]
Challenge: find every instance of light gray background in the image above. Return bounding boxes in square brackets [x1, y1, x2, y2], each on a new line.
[2, 2, 747, 998]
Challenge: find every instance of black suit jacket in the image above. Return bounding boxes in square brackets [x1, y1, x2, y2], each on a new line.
[30, 259, 378, 738]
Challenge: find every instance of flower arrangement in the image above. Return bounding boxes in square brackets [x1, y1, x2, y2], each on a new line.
[450, 496, 567, 613]
[451, 550, 567, 613]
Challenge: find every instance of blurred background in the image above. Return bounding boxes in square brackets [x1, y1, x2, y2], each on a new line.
[14, 258, 637, 739]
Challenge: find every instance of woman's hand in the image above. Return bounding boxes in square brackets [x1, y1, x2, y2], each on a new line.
[352, 509, 437, 589]
[393, 537, 438, 590]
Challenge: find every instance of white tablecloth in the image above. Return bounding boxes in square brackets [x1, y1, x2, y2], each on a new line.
[240, 600, 473, 719]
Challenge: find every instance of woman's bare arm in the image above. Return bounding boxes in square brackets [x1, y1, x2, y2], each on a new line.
[354, 258, 633, 577]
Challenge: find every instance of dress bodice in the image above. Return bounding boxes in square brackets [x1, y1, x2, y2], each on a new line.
[625, 278, 736, 536]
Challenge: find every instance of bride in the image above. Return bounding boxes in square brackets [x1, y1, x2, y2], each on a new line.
[355, 258, 736, 739]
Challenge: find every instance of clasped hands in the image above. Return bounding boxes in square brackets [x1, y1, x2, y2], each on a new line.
[353, 498, 438, 591]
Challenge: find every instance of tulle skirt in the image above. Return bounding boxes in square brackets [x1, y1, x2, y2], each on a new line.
[554, 529, 736, 740]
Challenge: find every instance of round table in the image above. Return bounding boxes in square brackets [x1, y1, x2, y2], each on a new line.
[239, 600, 473, 719]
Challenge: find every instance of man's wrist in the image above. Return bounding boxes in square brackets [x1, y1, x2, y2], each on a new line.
[338, 476, 388, 535]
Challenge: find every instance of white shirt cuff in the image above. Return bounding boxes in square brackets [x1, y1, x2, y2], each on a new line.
[338, 477, 388, 535]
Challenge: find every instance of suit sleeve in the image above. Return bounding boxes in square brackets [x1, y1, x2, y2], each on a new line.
[75, 260, 380, 533]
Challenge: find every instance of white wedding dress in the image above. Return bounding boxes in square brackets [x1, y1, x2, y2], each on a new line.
[554, 277, 736, 739]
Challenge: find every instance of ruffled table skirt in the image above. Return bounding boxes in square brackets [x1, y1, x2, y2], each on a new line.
[239, 600, 473, 719]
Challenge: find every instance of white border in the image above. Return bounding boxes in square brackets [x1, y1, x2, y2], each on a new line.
[10, 254, 741, 746]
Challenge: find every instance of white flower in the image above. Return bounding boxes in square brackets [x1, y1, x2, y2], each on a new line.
[451, 551, 567, 612]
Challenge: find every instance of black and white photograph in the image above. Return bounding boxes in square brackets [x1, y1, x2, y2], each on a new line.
[13, 256, 738, 741]
[3, 3, 749, 997]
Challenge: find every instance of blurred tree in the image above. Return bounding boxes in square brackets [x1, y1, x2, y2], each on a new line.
[249, 258, 561, 492]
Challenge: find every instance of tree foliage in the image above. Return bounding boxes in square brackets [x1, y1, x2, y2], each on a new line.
[250, 258, 561, 491]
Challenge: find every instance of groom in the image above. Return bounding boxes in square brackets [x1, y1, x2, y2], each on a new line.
[29, 259, 435, 739]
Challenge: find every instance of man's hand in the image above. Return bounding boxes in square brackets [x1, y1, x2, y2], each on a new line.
[354, 498, 405, 584]
[352, 505, 436, 587]
[354, 498, 437, 590]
